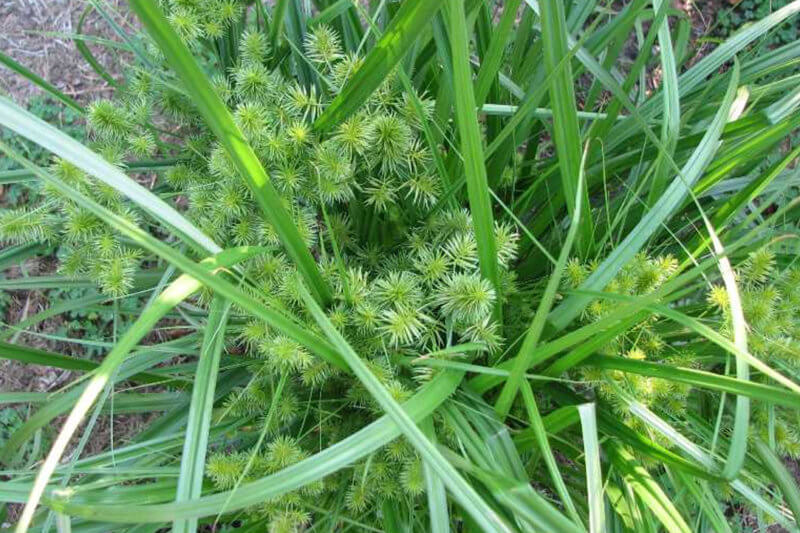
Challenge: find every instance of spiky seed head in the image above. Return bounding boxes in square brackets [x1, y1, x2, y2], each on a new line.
[272, 164, 306, 195]
[233, 62, 273, 100]
[707, 285, 729, 310]
[380, 305, 430, 347]
[444, 232, 478, 270]
[370, 113, 412, 174]
[50, 158, 86, 186]
[269, 509, 311, 533]
[96, 252, 139, 297]
[209, 144, 236, 178]
[346, 483, 371, 513]
[206, 452, 247, 489]
[286, 82, 321, 121]
[401, 457, 425, 496]
[313, 142, 354, 204]
[330, 53, 363, 89]
[414, 247, 450, 285]
[461, 316, 502, 353]
[435, 273, 496, 322]
[0, 207, 59, 244]
[494, 222, 520, 267]
[333, 113, 372, 155]
[210, 73, 232, 103]
[405, 172, 440, 208]
[304, 24, 342, 65]
[744, 248, 775, 285]
[285, 121, 313, 152]
[239, 29, 270, 64]
[164, 164, 195, 188]
[168, 7, 203, 43]
[234, 101, 268, 141]
[363, 178, 398, 213]
[565, 258, 586, 288]
[405, 137, 431, 174]
[397, 89, 435, 126]
[88, 100, 132, 139]
[265, 435, 305, 471]
[374, 271, 423, 309]
[128, 132, 157, 157]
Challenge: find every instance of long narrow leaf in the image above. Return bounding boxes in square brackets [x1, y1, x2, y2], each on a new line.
[445, 0, 500, 298]
[578, 403, 605, 533]
[584, 355, 800, 409]
[129, 0, 332, 305]
[539, 0, 593, 252]
[520, 381, 582, 525]
[495, 145, 586, 416]
[0, 52, 84, 113]
[172, 297, 231, 533]
[0, 143, 345, 371]
[551, 61, 740, 330]
[314, 0, 443, 131]
[754, 439, 800, 524]
[50, 370, 464, 522]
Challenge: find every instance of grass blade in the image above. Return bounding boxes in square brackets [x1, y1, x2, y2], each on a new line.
[753, 439, 800, 524]
[55, 512, 71, 533]
[584, 355, 800, 408]
[0, 142, 346, 371]
[626, 398, 795, 528]
[495, 144, 586, 417]
[441, 397, 582, 533]
[574, 289, 800, 396]
[474, 0, 521, 107]
[645, 0, 680, 204]
[702, 215, 749, 480]
[12, 248, 256, 533]
[314, 0, 443, 131]
[75, 4, 120, 88]
[578, 403, 605, 533]
[551, 61, 740, 330]
[538, 0, 593, 253]
[421, 418, 449, 533]
[172, 297, 231, 533]
[269, 0, 290, 53]
[520, 381, 582, 526]
[0, 242, 46, 271]
[50, 370, 464, 522]
[0, 341, 165, 385]
[606, 442, 690, 533]
[445, 0, 500, 299]
[129, 0, 332, 305]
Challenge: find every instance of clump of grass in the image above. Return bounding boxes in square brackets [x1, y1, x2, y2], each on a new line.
[2, 0, 800, 532]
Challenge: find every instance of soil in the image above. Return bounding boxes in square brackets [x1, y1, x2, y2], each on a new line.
[0, 0, 129, 105]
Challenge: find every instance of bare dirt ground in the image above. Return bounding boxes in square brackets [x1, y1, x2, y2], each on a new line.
[0, 0, 127, 105]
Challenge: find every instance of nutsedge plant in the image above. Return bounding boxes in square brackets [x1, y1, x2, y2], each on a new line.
[2, 0, 800, 531]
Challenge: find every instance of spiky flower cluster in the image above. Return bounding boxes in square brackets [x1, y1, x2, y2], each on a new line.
[8, 8, 517, 529]
[567, 254, 689, 435]
[708, 248, 800, 457]
[0, 153, 147, 297]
